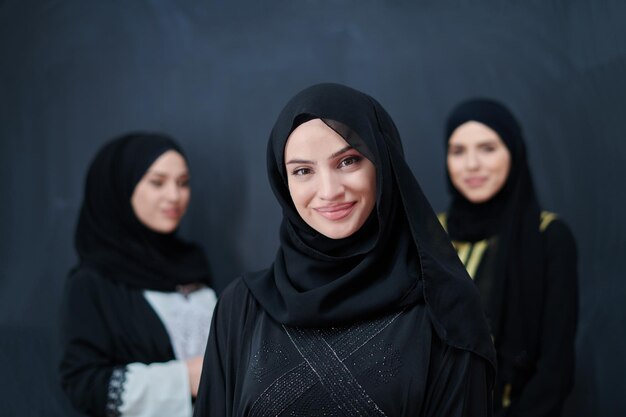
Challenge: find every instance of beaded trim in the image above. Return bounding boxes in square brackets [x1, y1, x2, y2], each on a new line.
[248, 309, 404, 416]
[105, 366, 127, 417]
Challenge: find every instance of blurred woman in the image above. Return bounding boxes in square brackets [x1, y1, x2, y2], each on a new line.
[193, 83, 496, 417]
[440, 99, 578, 416]
[60, 132, 216, 417]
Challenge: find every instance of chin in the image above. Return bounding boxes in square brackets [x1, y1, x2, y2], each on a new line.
[319, 225, 359, 240]
[464, 192, 493, 204]
[150, 222, 179, 234]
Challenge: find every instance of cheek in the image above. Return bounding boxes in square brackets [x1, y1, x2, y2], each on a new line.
[350, 168, 377, 211]
[365, 174, 377, 203]
[287, 181, 312, 209]
[447, 158, 463, 184]
[180, 189, 191, 210]
[131, 188, 152, 215]
[490, 153, 512, 181]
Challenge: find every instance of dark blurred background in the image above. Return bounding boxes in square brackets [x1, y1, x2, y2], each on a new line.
[1, 1, 624, 415]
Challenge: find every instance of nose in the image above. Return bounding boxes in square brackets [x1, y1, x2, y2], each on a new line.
[465, 150, 480, 171]
[165, 182, 182, 202]
[318, 171, 344, 201]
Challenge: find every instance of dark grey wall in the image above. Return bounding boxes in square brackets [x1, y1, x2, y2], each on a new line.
[1, 1, 624, 415]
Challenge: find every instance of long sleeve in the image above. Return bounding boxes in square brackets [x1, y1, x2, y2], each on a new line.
[423, 342, 494, 417]
[508, 220, 579, 417]
[59, 270, 192, 417]
[60, 271, 121, 416]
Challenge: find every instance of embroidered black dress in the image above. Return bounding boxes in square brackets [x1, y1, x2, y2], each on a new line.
[195, 279, 492, 416]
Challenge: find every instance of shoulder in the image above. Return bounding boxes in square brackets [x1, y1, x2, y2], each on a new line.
[217, 276, 253, 302]
[64, 266, 133, 307]
[540, 212, 576, 244]
[437, 212, 448, 230]
[540, 212, 577, 258]
[65, 267, 105, 297]
[213, 277, 260, 323]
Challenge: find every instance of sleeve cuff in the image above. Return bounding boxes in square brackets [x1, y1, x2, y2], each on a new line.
[115, 360, 192, 417]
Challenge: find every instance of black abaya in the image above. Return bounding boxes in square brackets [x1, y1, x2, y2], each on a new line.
[194, 279, 492, 417]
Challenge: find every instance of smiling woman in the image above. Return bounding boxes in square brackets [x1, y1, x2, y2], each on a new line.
[59, 133, 217, 417]
[440, 99, 578, 417]
[193, 83, 496, 417]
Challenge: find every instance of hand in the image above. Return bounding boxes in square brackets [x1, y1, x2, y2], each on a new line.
[186, 356, 203, 398]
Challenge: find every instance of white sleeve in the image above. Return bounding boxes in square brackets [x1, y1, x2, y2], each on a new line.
[117, 360, 192, 417]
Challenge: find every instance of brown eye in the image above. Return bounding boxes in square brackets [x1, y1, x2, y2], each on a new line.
[149, 179, 164, 187]
[339, 155, 362, 168]
[481, 144, 497, 153]
[292, 167, 312, 176]
[448, 146, 464, 156]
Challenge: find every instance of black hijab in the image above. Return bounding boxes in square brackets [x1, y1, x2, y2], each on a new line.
[243, 83, 495, 368]
[445, 98, 543, 375]
[74, 132, 210, 291]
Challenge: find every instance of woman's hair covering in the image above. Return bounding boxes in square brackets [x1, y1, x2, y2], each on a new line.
[74, 132, 210, 291]
[445, 98, 543, 378]
[243, 83, 496, 369]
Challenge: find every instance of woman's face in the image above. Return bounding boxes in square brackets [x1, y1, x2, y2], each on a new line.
[284, 119, 376, 239]
[131, 150, 191, 233]
[447, 121, 511, 203]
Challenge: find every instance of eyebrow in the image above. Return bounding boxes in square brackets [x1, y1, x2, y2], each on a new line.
[147, 170, 190, 177]
[449, 139, 498, 147]
[285, 145, 355, 165]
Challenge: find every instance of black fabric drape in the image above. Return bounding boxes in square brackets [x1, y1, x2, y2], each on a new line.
[194, 278, 494, 417]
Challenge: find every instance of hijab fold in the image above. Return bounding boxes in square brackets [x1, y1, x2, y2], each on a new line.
[74, 132, 210, 291]
[243, 83, 495, 368]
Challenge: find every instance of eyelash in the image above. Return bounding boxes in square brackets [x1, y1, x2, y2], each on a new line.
[339, 155, 362, 167]
[290, 155, 363, 176]
[291, 167, 312, 176]
[149, 179, 190, 187]
[448, 146, 496, 155]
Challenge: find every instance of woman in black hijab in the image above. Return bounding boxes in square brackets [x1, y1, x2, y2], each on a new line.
[440, 99, 578, 416]
[60, 133, 216, 417]
[193, 83, 495, 416]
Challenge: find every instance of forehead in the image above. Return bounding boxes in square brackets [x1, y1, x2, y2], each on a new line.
[448, 121, 503, 145]
[146, 150, 188, 173]
[284, 119, 350, 157]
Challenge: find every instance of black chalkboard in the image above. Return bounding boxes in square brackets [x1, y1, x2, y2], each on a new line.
[1, 1, 624, 415]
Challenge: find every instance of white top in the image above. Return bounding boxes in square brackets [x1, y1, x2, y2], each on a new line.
[112, 286, 217, 417]
[144, 286, 217, 360]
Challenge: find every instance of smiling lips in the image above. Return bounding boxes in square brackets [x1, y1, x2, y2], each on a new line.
[162, 207, 181, 219]
[314, 202, 356, 221]
[464, 176, 488, 188]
